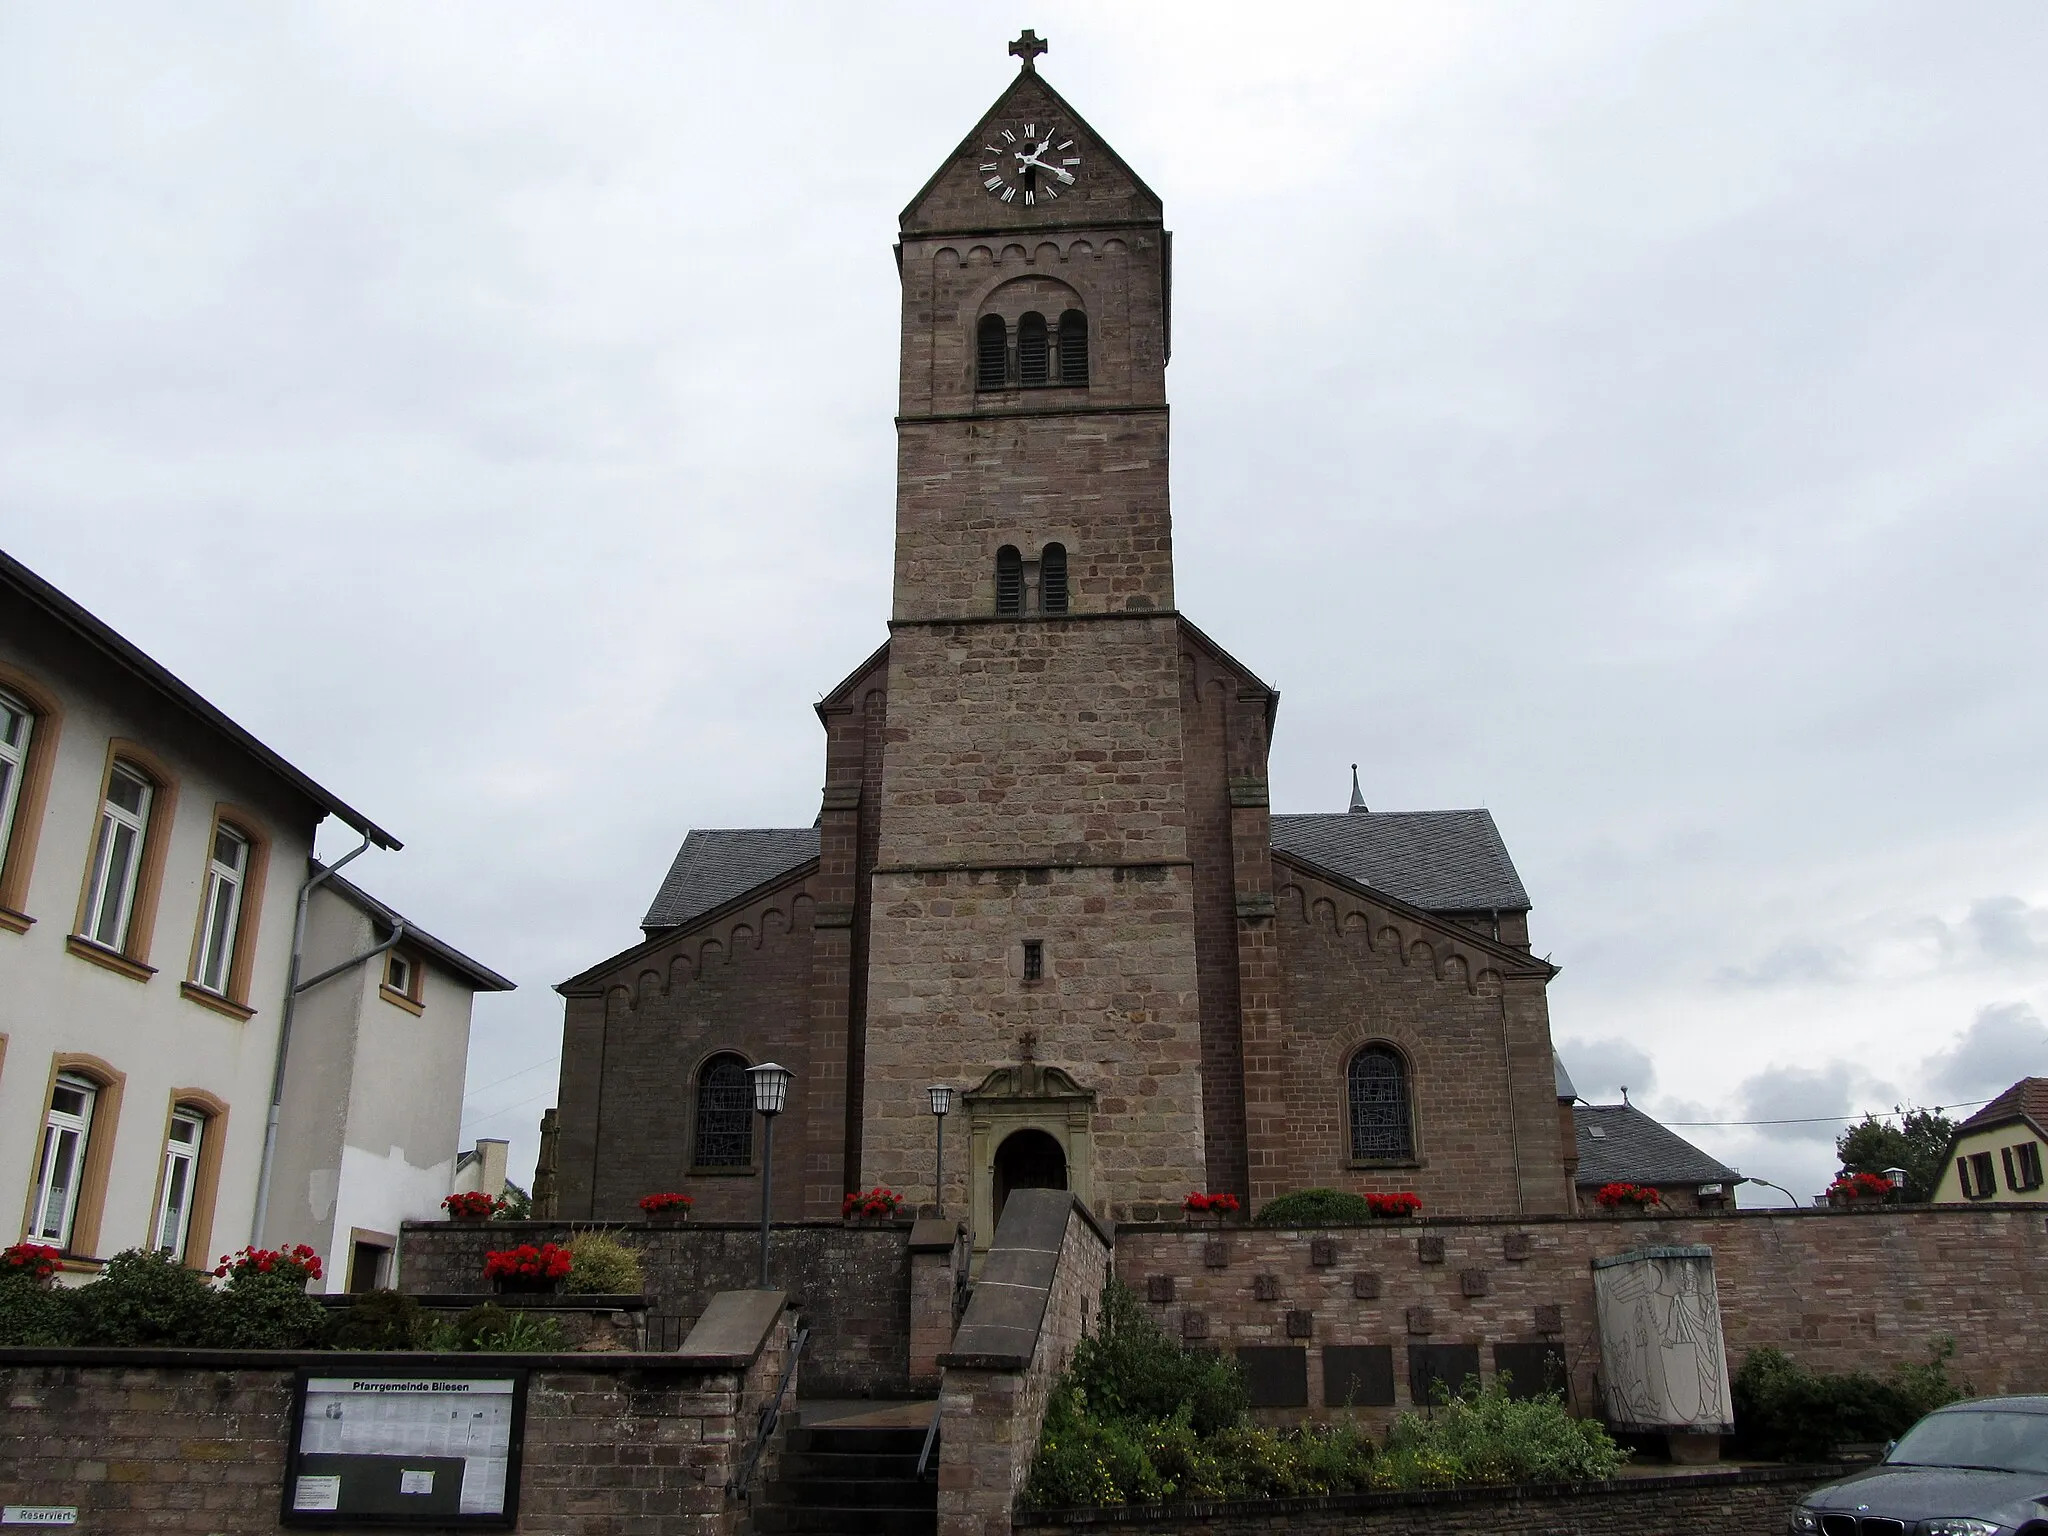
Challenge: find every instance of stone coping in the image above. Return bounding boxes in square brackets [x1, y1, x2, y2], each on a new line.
[0, 1346, 754, 1372]
[678, 1288, 790, 1365]
[942, 1191, 1106, 1372]
[1115, 1203, 2048, 1233]
[1015, 1461, 1848, 1525]
[402, 1292, 650, 1310]
[400, 1217, 916, 1232]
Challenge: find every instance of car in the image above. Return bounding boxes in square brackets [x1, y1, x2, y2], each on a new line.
[1790, 1395, 2048, 1535]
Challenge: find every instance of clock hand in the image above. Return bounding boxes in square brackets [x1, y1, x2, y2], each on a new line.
[1014, 144, 1075, 184]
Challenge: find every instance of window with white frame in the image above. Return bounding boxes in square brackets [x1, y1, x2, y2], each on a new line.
[154, 1109, 206, 1257]
[31, 1074, 98, 1248]
[81, 763, 152, 950]
[192, 825, 249, 994]
[385, 949, 415, 998]
[0, 688, 33, 877]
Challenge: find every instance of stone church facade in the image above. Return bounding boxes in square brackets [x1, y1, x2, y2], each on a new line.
[551, 52, 1571, 1239]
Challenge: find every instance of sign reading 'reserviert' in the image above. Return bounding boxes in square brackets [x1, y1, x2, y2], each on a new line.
[280, 1372, 528, 1528]
[2, 1509, 78, 1527]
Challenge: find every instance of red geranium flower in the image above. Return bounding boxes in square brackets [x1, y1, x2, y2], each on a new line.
[1, 1243, 63, 1282]
[638, 1192, 694, 1214]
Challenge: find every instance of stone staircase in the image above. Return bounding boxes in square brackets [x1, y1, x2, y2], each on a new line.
[753, 1405, 938, 1536]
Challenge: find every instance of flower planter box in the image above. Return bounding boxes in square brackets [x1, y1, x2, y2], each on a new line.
[643, 1210, 691, 1227]
[493, 1276, 566, 1296]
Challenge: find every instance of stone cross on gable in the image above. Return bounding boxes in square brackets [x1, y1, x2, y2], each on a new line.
[1009, 29, 1048, 71]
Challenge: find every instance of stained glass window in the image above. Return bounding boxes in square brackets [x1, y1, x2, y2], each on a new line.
[694, 1055, 754, 1168]
[1348, 1046, 1413, 1161]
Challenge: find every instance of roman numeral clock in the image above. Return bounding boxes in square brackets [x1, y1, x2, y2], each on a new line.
[980, 123, 1081, 206]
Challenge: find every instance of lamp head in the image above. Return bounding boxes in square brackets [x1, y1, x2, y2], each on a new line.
[1885, 1166, 1908, 1188]
[747, 1061, 793, 1117]
[927, 1083, 953, 1117]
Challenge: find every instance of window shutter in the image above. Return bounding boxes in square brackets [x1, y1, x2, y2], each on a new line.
[1039, 543, 1068, 614]
[977, 316, 1008, 390]
[1017, 312, 1050, 386]
[995, 546, 1024, 616]
[1057, 309, 1089, 385]
[2003, 1146, 2018, 1193]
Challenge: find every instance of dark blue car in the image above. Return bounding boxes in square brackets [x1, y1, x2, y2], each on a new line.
[1790, 1395, 2048, 1536]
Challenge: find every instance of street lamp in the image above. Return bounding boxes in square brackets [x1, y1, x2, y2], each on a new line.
[1885, 1166, 1909, 1200]
[747, 1062, 793, 1288]
[927, 1084, 953, 1216]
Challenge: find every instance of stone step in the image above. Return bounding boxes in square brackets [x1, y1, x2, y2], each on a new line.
[752, 1504, 936, 1535]
[779, 1449, 927, 1483]
[781, 1476, 935, 1509]
[786, 1423, 931, 1457]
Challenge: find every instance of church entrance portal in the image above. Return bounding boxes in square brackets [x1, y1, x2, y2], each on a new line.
[993, 1128, 1067, 1222]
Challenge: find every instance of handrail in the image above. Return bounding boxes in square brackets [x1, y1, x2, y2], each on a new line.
[732, 1324, 807, 1502]
[916, 1402, 940, 1481]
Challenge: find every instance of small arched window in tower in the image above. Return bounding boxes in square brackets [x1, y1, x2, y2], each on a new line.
[1348, 1044, 1414, 1162]
[1017, 312, 1050, 386]
[995, 545, 1024, 616]
[1040, 543, 1069, 614]
[694, 1054, 754, 1168]
[977, 315, 1009, 391]
[1057, 310, 1089, 385]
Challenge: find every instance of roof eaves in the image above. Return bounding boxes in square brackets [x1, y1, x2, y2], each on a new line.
[558, 855, 822, 996]
[316, 865, 516, 992]
[1270, 846, 1557, 979]
[4, 549, 401, 849]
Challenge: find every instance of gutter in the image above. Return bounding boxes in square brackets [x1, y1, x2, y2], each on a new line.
[249, 838, 405, 1246]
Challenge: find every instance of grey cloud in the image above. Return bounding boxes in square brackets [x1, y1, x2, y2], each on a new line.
[1555, 1036, 1656, 1104]
[1710, 942, 1855, 990]
[1918, 1002, 2048, 1106]
[1734, 1061, 1864, 1144]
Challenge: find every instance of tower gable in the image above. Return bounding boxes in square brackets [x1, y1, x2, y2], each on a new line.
[900, 69, 1162, 236]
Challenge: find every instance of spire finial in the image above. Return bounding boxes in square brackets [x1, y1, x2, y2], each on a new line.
[1348, 763, 1368, 814]
[1009, 29, 1048, 72]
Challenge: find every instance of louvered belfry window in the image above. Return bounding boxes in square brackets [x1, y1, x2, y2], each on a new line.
[694, 1055, 754, 1168]
[995, 545, 1024, 615]
[1040, 543, 1069, 614]
[1348, 1046, 1414, 1161]
[1058, 310, 1089, 385]
[1017, 312, 1050, 386]
[977, 315, 1009, 390]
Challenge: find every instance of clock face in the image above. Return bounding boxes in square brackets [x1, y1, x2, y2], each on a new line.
[977, 122, 1081, 207]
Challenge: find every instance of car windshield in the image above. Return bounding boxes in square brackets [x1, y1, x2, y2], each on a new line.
[1888, 1410, 2048, 1474]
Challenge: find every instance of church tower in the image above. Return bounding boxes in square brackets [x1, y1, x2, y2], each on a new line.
[859, 36, 1211, 1228]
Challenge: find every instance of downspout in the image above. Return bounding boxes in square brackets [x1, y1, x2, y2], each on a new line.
[250, 837, 404, 1245]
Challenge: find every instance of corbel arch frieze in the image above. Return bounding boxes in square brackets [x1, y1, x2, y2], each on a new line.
[618, 877, 820, 1013]
[1276, 866, 1516, 997]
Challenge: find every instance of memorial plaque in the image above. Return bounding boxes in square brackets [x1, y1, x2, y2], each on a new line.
[1503, 1231, 1533, 1261]
[1416, 1236, 1445, 1264]
[1533, 1303, 1564, 1333]
[1352, 1272, 1382, 1300]
[1309, 1237, 1338, 1267]
[1253, 1273, 1281, 1301]
[1285, 1309, 1314, 1339]
[1407, 1343, 1482, 1406]
[1146, 1274, 1175, 1303]
[1460, 1269, 1490, 1297]
[282, 1371, 527, 1527]
[1237, 1345, 1309, 1408]
[1181, 1309, 1209, 1341]
[1203, 1240, 1230, 1269]
[1322, 1345, 1396, 1408]
[1494, 1342, 1570, 1402]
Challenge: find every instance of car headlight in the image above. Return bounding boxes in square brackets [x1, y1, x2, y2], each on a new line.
[1920, 1520, 2001, 1536]
[1789, 1510, 1821, 1533]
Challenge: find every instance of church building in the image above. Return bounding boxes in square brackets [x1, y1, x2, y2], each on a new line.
[551, 39, 1571, 1240]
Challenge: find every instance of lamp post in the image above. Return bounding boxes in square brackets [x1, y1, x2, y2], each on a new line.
[927, 1084, 953, 1216]
[747, 1062, 793, 1289]
[1743, 1177, 1803, 1209]
[1884, 1166, 1909, 1201]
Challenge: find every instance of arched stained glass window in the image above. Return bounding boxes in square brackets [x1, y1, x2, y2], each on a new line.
[977, 315, 1009, 390]
[1348, 1045, 1413, 1161]
[1017, 312, 1050, 386]
[694, 1054, 754, 1168]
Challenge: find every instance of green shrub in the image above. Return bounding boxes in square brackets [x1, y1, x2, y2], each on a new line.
[1732, 1340, 1965, 1462]
[326, 1290, 433, 1350]
[1379, 1377, 1626, 1486]
[426, 1304, 563, 1353]
[73, 1249, 217, 1346]
[1253, 1189, 1374, 1226]
[1063, 1279, 1246, 1436]
[0, 1271, 82, 1346]
[563, 1230, 642, 1295]
[211, 1270, 328, 1349]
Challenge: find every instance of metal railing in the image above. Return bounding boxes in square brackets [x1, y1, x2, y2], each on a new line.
[916, 1403, 941, 1481]
[731, 1324, 808, 1503]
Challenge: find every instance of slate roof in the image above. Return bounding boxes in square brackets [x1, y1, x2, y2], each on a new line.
[1270, 810, 1531, 912]
[1573, 1103, 1738, 1189]
[1957, 1077, 2048, 1137]
[642, 828, 820, 932]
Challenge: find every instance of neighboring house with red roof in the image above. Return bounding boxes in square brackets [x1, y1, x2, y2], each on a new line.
[1933, 1077, 2048, 1204]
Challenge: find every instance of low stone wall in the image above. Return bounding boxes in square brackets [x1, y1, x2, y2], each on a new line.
[1115, 1204, 2048, 1431]
[400, 1218, 910, 1395]
[0, 1297, 799, 1536]
[937, 1191, 1115, 1536]
[1017, 1464, 1842, 1536]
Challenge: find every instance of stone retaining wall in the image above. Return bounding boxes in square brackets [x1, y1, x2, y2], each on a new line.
[1017, 1464, 1841, 1536]
[1115, 1205, 2048, 1431]
[399, 1218, 909, 1395]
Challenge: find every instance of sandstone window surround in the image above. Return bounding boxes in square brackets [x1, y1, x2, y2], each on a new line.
[961, 1061, 1095, 1251]
[1347, 1041, 1418, 1166]
[68, 740, 179, 983]
[147, 1088, 227, 1269]
[181, 807, 270, 1021]
[0, 665, 62, 933]
[23, 1052, 127, 1258]
[379, 941, 427, 1015]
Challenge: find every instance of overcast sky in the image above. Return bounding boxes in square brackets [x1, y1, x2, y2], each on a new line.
[5, 3, 2045, 1205]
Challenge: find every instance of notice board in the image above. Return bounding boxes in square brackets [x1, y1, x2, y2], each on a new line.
[281, 1370, 528, 1527]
